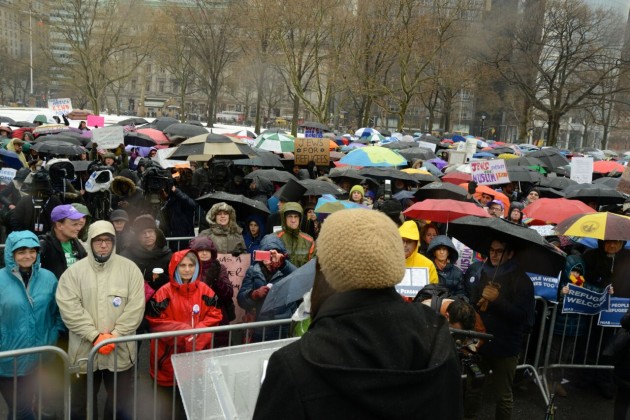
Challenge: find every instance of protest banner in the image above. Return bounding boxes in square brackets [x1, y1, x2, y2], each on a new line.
[91, 125, 124, 149]
[217, 253, 252, 324]
[562, 284, 610, 315]
[617, 164, 630, 195]
[570, 156, 593, 184]
[598, 297, 630, 327]
[0, 167, 17, 185]
[86, 114, 105, 128]
[417, 140, 436, 152]
[528, 272, 560, 303]
[471, 159, 510, 185]
[452, 238, 478, 274]
[294, 138, 329, 166]
[395, 268, 429, 298]
[48, 98, 73, 116]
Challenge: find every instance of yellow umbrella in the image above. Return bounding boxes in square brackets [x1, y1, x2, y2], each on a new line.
[555, 212, 630, 240]
[498, 153, 518, 160]
[401, 168, 431, 175]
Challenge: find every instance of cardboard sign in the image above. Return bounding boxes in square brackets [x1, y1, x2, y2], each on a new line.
[464, 138, 477, 163]
[217, 253, 252, 324]
[598, 297, 630, 327]
[0, 167, 17, 185]
[562, 284, 610, 315]
[528, 272, 560, 303]
[91, 125, 124, 149]
[294, 138, 329, 166]
[417, 140, 436, 152]
[86, 114, 105, 128]
[570, 157, 593, 184]
[471, 159, 509, 185]
[448, 151, 466, 165]
[617, 164, 630, 195]
[395, 268, 429, 298]
[48, 98, 73, 116]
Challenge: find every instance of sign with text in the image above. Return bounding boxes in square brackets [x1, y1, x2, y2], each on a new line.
[91, 125, 124, 149]
[471, 159, 509, 185]
[465, 138, 477, 162]
[86, 114, 105, 128]
[528, 272, 560, 303]
[0, 167, 17, 185]
[304, 129, 323, 138]
[562, 284, 610, 315]
[48, 98, 73, 116]
[617, 165, 630, 195]
[448, 151, 466, 165]
[217, 253, 252, 324]
[598, 297, 630, 327]
[294, 138, 329, 166]
[395, 268, 429, 298]
[417, 140, 436, 152]
[570, 157, 593, 184]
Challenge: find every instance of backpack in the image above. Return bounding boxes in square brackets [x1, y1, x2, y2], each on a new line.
[413, 284, 451, 312]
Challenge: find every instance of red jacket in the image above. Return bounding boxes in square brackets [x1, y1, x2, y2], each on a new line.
[146, 249, 223, 386]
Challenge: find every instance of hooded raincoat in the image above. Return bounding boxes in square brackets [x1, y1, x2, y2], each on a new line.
[426, 235, 466, 299]
[275, 202, 315, 268]
[398, 221, 438, 284]
[199, 202, 246, 255]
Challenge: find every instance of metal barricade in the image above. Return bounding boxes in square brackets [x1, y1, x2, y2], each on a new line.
[164, 236, 194, 252]
[0, 346, 71, 420]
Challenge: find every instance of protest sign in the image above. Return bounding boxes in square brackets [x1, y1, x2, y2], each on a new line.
[464, 138, 477, 162]
[570, 157, 593, 184]
[91, 125, 124, 149]
[417, 140, 436, 152]
[217, 253, 251, 324]
[562, 284, 610, 315]
[598, 297, 630, 327]
[294, 138, 329, 166]
[86, 115, 105, 128]
[448, 151, 466, 165]
[304, 129, 323, 138]
[0, 167, 17, 185]
[617, 165, 630, 195]
[452, 238, 478, 274]
[528, 272, 560, 303]
[48, 98, 72, 116]
[395, 268, 429, 298]
[471, 159, 510, 185]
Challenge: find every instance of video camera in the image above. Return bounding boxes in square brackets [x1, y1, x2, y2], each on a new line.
[141, 165, 174, 194]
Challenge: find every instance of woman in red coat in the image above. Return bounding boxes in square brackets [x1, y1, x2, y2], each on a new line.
[146, 249, 223, 419]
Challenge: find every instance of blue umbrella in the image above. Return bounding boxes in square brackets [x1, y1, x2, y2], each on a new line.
[423, 161, 444, 178]
[0, 149, 24, 170]
[354, 127, 380, 138]
[315, 194, 366, 214]
[473, 152, 495, 158]
[452, 135, 466, 142]
[259, 258, 317, 314]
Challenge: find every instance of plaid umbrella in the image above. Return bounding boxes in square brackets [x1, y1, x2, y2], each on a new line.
[170, 133, 255, 161]
[254, 132, 295, 153]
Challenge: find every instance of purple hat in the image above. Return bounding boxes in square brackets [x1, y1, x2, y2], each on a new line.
[51, 204, 86, 222]
[489, 199, 504, 210]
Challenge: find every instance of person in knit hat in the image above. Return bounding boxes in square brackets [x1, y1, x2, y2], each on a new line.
[254, 209, 462, 419]
[109, 209, 132, 254]
[348, 184, 364, 204]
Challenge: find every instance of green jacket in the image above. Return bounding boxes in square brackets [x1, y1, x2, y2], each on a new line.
[276, 202, 315, 268]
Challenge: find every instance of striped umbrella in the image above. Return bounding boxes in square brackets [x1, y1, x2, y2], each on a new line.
[254, 132, 295, 153]
[170, 133, 255, 161]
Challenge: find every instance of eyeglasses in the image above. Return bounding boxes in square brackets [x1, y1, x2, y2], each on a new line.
[93, 238, 113, 245]
[489, 247, 505, 255]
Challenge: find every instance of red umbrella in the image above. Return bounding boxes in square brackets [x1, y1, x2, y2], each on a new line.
[523, 198, 596, 225]
[442, 171, 472, 185]
[592, 160, 625, 174]
[137, 128, 170, 145]
[403, 199, 490, 224]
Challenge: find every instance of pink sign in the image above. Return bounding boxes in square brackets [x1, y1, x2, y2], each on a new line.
[216, 253, 251, 324]
[86, 115, 105, 128]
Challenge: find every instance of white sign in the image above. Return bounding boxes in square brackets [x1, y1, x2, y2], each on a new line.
[471, 159, 510, 185]
[417, 140, 436, 152]
[47, 98, 73, 116]
[448, 151, 466, 165]
[395, 268, 429, 298]
[465, 138, 478, 163]
[153, 147, 190, 169]
[0, 167, 17, 185]
[91, 125, 124, 149]
[570, 157, 593, 184]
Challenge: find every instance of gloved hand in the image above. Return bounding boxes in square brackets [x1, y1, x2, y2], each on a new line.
[467, 181, 478, 195]
[251, 286, 270, 300]
[94, 333, 116, 355]
[481, 284, 500, 302]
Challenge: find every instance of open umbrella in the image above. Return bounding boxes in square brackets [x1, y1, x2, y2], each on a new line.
[354, 127, 380, 138]
[33, 124, 73, 136]
[314, 194, 366, 214]
[418, 134, 441, 145]
[413, 182, 468, 201]
[399, 168, 438, 183]
[145, 117, 180, 132]
[170, 133, 254, 161]
[244, 168, 298, 184]
[592, 160, 625, 175]
[137, 128, 170, 145]
[232, 129, 257, 139]
[232, 150, 284, 168]
[123, 132, 157, 148]
[328, 167, 366, 183]
[117, 117, 149, 126]
[442, 171, 472, 185]
[555, 212, 630, 241]
[358, 167, 418, 183]
[398, 147, 437, 161]
[403, 199, 490, 224]
[36, 134, 83, 146]
[461, 184, 510, 217]
[593, 177, 620, 189]
[505, 156, 547, 168]
[380, 141, 416, 150]
[299, 179, 346, 196]
[254, 132, 295, 153]
[523, 198, 596, 225]
[196, 191, 270, 216]
[449, 216, 566, 276]
[163, 123, 208, 140]
[31, 141, 86, 157]
[538, 177, 577, 190]
[563, 183, 626, 205]
[0, 116, 15, 124]
[537, 187, 566, 198]
[528, 149, 570, 171]
[506, 166, 543, 183]
[0, 149, 24, 169]
[339, 146, 406, 167]
[260, 258, 317, 314]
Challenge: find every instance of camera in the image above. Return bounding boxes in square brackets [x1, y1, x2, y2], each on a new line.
[455, 340, 485, 385]
[141, 166, 174, 194]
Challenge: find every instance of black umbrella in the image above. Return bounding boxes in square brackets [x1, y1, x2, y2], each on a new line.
[528, 149, 570, 171]
[538, 177, 577, 190]
[170, 133, 255, 161]
[593, 177, 621, 189]
[32, 141, 86, 156]
[398, 147, 437, 161]
[36, 134, 82, 146]
[117, 117, 149, 126]
[124, 132, 157, 147]
[380, 129, 392, 136]
[260, 258, 316, 314]
[184, 120, 204, 126]
[449, 216, 565, 277]
[196, 191, 270, 216]
[299, 122, 331, 132]
[299, 179, 346, 196]
[358, 167, 418, 183]
[380, 141, 416, 150]
[71, 160, 92, 172]
[418, 134, 441, 145]
[244, 168, 298, 184]
[537, 187, 566, 198]
[328, 167, 366, 183]
[11, 121, 36, 128]
[233, 152, 284, 168]
[0, 116, 15, 124]
[163, 123, 208, 139]
[489, 147, 518, 156]
[505, 156, 547, 168]
[506, 166, 543, 183]
[145, 117, 179, 132]
[563, 183, 626, 205]
[413, 182, 468, 201]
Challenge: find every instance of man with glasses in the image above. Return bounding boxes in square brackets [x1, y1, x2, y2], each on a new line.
[487, 200, 504, 219]
[56, 221, 145, 420]
[464, 239, 534, 420]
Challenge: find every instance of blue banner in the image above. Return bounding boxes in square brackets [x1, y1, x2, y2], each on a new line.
[562, 284, 610, 315]
[527, 272, 560, 303]
[598, 297, 630, 327]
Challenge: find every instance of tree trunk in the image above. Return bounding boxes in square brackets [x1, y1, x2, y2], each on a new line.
[518, 98, 531, 141]
[291, 95, 300, 137]
[546, 115, 560, 147]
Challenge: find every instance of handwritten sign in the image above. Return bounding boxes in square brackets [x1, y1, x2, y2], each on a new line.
[464, 138, 477, 163]
[0, 167, 17, 185]
[395, 268, 429, 298]
[217, 253, 251, 324]
[617, 164, 630, 195]
[448, 151, 466, 165]
[294, 138, 329, 166]
[528, 272, 560, 303]
[598, 297, 630, 327]
[570, 157, 593, 184]
[304, 129, 323, 138]
[471, 159, 509, 185]
[86, 114, 105, 128]
[91, 125, 124, 149]
[562, 284, 610, 315]
[48, 98, 73, 116]
[417, 140, 436, 152]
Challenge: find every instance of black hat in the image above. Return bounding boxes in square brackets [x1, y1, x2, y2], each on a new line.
[276, 178, 307, 202]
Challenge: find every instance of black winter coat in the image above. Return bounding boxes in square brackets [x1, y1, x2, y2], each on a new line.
[121, 230, 173, 292]
[39, 232, 88, 280]
[254, 288, 462, 420]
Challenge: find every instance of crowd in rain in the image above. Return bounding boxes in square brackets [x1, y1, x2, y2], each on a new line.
[1, 114, 630, 420]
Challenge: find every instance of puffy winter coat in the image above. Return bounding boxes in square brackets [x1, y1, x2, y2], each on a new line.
[199, 202, 246, 254]
[145, 250, 223, 386]
[275, 202, 315, 268]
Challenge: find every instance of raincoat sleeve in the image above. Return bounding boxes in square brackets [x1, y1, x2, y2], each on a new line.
[238, 266, 264, 310]
[189, 296, 223, 351]
[56, 270, 100, 343]
[428, 263, 438, 284]
[110, 266, 146, 337]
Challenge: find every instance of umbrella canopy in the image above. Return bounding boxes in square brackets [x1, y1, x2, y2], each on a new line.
[339, 146, 407, 167]
[398, 147, 437, 161]
[196, 191, 270, 216]
[523, 198, 596, 225]
[461, 184, 510, 216]
[244, 168, 298, 184]
[555, 212, 630, 241]
[254, 132, 295, 153]
[11, 121, 36, 128]
[137, 128, 170, 145]
[33, 124, 73, 136]
[354, 127, 380, 138]
[527, 149, 570, 171]
[403, 199, 490, 223]
[170, 133, 254, 161]
[537, 186, 566, 198]
[36, 134, 83, 146]
[116, 117, 149, 126]
[489, 147, 518, 155]
[70, 160, 92, 172]
[314, 195, 366, 214]
[163, 123, 208, 139]
[427, 158, 448, 170]
[0, 149, 23, 169]
[145, 117, 180, 132]
[31, 140, 86, 157]
[393, 190, 416, 201]
[506, 166, 543, 183]
[538, 177, 577, 190]
[505, 156, 547, 168]
[418, 134, 441, 145]
[563, 183, 626, 205]
[473, 152, 495, 159]
[328, 167, 366, 183]
[442, 171, 472, 185]
[123, 132, 157, 148]
[232, 129, 257, 139]
[592, 160, 625, 175]
[593, 176, 620, 189]
[414, 182, 468, 201]
[380, 141, 416, 150]
[260, 258, 317, 314]
[0, 116, 15, 124]
[449, 216, 566, 276]
[232, 150, 284, 168]
[299, 179, 346, 196]
[358, 167, 418, 183]
[399, 168, 439, 183]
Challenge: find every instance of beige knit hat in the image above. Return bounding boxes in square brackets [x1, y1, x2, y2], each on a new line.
[317, 208, 406, 292]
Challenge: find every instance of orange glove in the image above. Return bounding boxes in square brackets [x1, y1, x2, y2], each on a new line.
[94, 333, 116, 355]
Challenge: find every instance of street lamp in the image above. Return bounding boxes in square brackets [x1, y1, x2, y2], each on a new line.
[480, 114, 486, 137]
